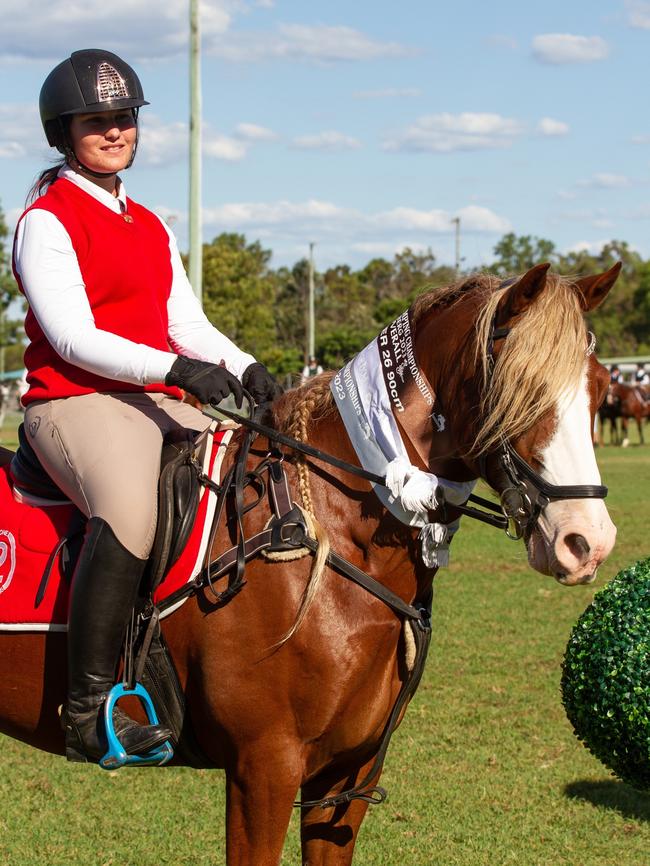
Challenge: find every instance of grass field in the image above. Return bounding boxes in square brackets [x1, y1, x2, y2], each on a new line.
[0, 414, 648, 865]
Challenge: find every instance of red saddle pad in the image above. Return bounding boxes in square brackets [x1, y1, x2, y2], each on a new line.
[0, 427, 232, 631]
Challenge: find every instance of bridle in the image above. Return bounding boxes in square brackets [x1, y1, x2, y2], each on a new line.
[477, 317, 607, 541]
[213, 310, 606, 544]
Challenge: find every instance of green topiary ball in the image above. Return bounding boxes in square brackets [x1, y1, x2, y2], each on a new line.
[561, 557, 650, 790]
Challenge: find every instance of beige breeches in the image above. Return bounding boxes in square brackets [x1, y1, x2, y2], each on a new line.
[24, 392, 211, 558]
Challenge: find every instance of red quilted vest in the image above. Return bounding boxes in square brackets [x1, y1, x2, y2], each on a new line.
[14, 178, 181, 405]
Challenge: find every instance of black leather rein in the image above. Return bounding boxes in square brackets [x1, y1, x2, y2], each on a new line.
[212, 404, 509, 532]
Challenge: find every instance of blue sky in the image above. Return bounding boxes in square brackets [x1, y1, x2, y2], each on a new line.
[2, 0, 650, 272]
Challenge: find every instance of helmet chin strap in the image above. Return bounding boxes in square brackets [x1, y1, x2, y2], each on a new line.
[68, 152, 118, 180]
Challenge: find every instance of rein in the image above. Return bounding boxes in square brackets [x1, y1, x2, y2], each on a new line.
[213, 404, 508, 532]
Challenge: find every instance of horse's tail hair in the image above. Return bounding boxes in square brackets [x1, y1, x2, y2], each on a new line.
[275, 513, 330, 647]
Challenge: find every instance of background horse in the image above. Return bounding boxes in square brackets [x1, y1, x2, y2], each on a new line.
[0, 263, 619, 865]
[599, 381, 650, 445]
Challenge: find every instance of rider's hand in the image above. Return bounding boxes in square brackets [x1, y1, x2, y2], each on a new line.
[165, 356, 244, 408]
[242, 363, 283, 406]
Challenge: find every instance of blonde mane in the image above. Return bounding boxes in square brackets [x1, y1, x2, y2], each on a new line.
[277, 271, 589, 457]
[272, 270, 588, 637]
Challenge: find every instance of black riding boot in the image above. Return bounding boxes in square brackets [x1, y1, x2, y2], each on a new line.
[62, 517, 172, 763]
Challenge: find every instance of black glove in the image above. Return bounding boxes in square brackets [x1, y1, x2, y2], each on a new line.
[165, 356, 243, 408]
[242, 363, 283, 406]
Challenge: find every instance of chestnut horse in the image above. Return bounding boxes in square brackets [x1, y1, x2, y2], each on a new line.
[0, 263, 619, 865]
[599, 381, 650, 445]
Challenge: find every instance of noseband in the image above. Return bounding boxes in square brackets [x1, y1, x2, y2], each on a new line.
[480, 316, 607, 540]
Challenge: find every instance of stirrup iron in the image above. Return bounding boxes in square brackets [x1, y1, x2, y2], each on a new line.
[99, 682, 174, 770]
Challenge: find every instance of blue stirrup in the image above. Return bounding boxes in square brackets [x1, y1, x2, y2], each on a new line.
[99, 682, 174, 770]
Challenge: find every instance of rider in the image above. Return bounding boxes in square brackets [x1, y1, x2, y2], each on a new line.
[610, 364, 622, 384]
[634, 362, 649, 386]
[13, 49, 281, 763]
[300, 355, 323, 384]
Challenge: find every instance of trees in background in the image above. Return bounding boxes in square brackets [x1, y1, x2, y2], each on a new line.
[0, 191, 648, 379]
[0, 202, 25, 373]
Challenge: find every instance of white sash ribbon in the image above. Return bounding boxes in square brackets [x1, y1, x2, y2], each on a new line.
[330, 329, 475, 567]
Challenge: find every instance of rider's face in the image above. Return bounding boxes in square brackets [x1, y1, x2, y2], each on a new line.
[68, 110, 137, 175]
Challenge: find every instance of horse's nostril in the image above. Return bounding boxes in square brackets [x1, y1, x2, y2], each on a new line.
[565, 533, 591, 560]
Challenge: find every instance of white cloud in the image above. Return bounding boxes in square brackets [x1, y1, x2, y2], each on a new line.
[353, 87, 422, 99]
[0, 4, 406, 66]
[235, 123, 278, 141]
[202, 131, 248, 161]
[532, 34, 609, 64]
[626, 1, 650, 29]
[209, 23, 414, 62]
[200, 198, 510, 241]
[631, 133, 650, 144]
[374, 207, 451, 232]
[138, 116, 187, 165]
[291, 130, 362, 151]
[0, 103, 46, 160]
[537, 117, 569, 136]
[577, 172, 631, 189]
[456, 205, 512, 233]
[0, 0, 233, 60]
[383, 112, 523, 153]
[203, 200, 351, 231]
[139, 116, 252, 164]
[566, 239, 614, 256]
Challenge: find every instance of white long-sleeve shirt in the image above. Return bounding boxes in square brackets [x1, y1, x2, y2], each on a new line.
[14, 166, 256, 387]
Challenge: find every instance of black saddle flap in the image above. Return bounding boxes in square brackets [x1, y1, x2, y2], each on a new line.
[147, 429, 202, 592]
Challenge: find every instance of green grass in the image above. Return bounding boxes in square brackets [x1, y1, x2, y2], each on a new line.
[0, 424, 648, 864]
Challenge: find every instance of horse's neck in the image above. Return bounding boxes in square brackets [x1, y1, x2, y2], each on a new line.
[411, 301, 479, 481]
[303, 412, 432, 605]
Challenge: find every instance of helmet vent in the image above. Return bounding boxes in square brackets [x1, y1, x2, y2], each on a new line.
[96, 63, 129, 100]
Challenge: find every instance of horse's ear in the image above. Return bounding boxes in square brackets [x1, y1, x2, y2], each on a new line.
[573, 262, 622, 312]
[497, 262, 551, 321]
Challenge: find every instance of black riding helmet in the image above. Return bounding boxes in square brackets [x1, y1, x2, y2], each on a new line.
[40, 49, 149, 174]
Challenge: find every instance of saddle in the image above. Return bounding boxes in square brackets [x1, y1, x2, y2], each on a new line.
[9, 423, 204, 589]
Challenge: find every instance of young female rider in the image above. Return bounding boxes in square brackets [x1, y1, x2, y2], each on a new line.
[12, 49, 281, 763]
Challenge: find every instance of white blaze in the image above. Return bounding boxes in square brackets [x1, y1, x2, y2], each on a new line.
[531, 368, 616, 583]
[539, 371, 600, 489]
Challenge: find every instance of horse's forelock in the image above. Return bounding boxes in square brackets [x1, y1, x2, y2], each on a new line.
[471, 273, 587, 455]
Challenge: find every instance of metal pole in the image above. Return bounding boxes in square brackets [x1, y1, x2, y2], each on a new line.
[451, 217, 461, 275]
[189, 0, 203, 303]
[0, 306, 5, 380]
[308, 242, 316, 360]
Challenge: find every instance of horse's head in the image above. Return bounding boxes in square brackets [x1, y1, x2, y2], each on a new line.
[415, 263, 619, 586]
